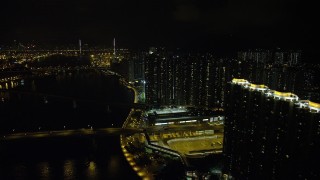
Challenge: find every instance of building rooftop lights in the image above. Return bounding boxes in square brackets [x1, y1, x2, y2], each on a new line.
[231, 78, 299, 102]
[232, 78, 319, 113]
[309, 101, 320, 109]
[271, 90, 299, 102]
[248, 84, 269, 91]
[296, 100, 320, 113]
[249, 84, 268, 89]
[273, 91, 298, 98]
[231, 78, 250, 85]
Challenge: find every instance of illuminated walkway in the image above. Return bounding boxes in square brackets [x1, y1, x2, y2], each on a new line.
[144, 133, 190, 167]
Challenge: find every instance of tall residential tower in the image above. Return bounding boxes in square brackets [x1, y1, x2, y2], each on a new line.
[224, 78, 320, 179]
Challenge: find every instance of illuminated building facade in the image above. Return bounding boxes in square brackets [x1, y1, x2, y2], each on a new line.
[144, 48, 176, 105]
[145, 107, 224, 126]
[144, 48, 226, 108]
[235, 49, 304, 97]
[237, 49, 301, 66]
[224, 78, 320, 179]
[128, 52, 145, 82]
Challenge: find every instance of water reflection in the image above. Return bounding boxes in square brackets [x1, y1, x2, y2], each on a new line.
[13, 163, 28, 180]
[107, 156, 120, 178]
[37, 162, 51, 180]
[0, 137, 139, 179]
[0, 79, 22, 90]
[87, 161, 97, 178]
[31, 80, 36, 91]
[0, 70, 138, 179]
[64, 160, 75, 179]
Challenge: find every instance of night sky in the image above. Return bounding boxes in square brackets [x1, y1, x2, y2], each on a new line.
[0, 0, 317, 51]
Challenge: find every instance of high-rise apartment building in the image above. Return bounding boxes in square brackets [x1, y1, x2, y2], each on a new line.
[128, 52, 145, 82]
[144, 48, 226, 108]
[224, 78, 320, 179]
[144, 48, 173, 105]
[237, 49, 301, 66]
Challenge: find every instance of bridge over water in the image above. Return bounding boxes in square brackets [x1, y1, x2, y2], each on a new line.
[1, 128, 143, 141]
[0, 66, 112, 74]
[1, 124, 223, 141]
